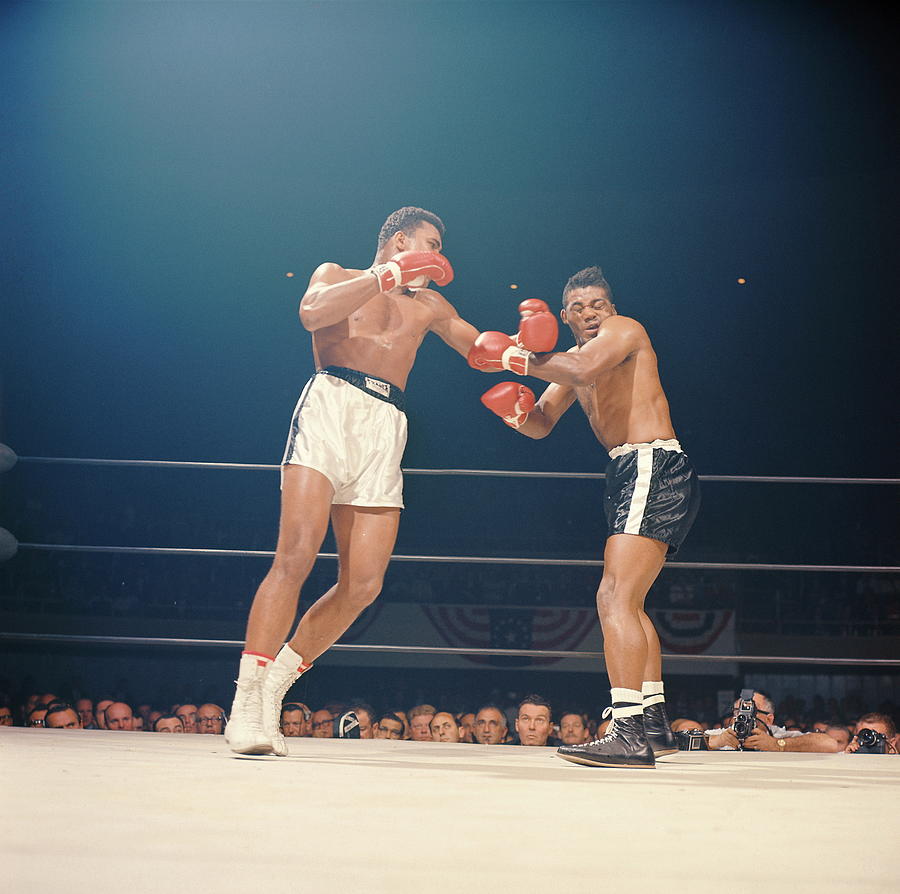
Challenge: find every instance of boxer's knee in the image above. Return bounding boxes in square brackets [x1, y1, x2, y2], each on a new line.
[336, 574, 383, 613]
[596, 576, 639, 622]
[269, 544, 317, 588]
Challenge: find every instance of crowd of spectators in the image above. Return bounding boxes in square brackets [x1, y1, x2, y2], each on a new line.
[2, 685, 896, 755]
[1, 691, 228, 734]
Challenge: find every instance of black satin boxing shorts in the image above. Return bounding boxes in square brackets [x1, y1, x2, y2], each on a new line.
[604, 439, 700, 555]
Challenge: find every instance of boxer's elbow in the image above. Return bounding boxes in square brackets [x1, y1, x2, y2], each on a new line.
[299, 300, 326, 332]
[520, 412, 553, 439]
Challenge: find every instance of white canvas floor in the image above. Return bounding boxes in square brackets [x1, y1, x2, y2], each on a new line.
[2, 728, 898, 893]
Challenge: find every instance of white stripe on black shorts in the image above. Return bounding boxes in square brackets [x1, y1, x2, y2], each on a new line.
[604, 439, 700, 555]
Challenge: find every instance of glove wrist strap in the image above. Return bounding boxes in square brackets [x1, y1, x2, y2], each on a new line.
[501, 345, 532, 376]
[369, 261, 401, 292]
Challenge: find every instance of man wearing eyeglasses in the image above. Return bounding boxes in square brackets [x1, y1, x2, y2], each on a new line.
[27, 706, 48, 728]
[374, 712, 404, 740]
[310, 709, 335, 739]
[196, 703, 226, 735]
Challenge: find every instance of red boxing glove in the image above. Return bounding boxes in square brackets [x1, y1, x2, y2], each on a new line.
[467, 331, 532, 375]
[481, 382, 536, 429]
[369, 250, 454, 292]
[514, 299, 558, 352]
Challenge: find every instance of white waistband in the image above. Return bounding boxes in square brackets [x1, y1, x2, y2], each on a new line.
[608, 438, 682, 459]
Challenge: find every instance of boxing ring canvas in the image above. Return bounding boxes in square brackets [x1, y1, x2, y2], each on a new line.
[3, 728, 897, 893]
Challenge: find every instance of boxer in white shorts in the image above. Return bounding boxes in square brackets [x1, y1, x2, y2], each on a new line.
[282, 366, 407, 507]
[225, 207, 483, 756]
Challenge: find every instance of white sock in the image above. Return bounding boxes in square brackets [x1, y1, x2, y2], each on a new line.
[642, 680, 665, 708]
[237, 650, 272, 683]
[610, 687, 644, 719]
[272, 643, 312, 675]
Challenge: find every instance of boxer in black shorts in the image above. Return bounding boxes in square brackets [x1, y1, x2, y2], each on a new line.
[605, 439, 699, 555]
[470, 266, 700, 768]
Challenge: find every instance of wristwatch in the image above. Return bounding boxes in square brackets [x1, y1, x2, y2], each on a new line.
[777, 738, 787, 749]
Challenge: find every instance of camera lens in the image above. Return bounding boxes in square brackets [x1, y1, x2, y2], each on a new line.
[857, 728, 877, 747]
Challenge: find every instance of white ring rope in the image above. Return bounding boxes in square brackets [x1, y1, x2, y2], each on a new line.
[16, 543, 899, 574]
[0, 632, 897, 666]
[15, 456, 900, 485]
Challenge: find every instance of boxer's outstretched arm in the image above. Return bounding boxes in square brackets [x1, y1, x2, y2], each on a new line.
[527, 316, 645, 386]
[298, 263, 381, 332]
[425, 292, 481, 358]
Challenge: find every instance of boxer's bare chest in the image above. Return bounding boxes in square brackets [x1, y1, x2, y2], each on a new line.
[573, 360, 634, 446]
[346, 291, 434, 345]
[312, 289, 435, 387]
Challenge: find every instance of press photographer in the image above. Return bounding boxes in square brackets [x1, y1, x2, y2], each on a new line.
[844, 713, 898, 754]
[706, 690, 839, 753]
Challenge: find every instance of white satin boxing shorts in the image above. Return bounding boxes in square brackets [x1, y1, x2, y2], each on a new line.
[281, 366, 407, 508]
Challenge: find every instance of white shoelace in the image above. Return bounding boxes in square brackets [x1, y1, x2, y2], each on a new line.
[262, 669, 300, 736]
[234, 675, 266, 734]
[583, 707, 616, 747]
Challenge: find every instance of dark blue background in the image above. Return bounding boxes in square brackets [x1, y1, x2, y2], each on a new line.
[2, 0, 897, 562]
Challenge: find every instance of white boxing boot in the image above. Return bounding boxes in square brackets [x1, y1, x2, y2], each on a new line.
[224, 652, 274, 755]
[260, 643, 312, 757]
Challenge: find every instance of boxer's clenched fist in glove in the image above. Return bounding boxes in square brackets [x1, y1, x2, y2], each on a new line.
[481, 382, 536, 429]
[368, 250, 454, 292]
[514, 299, 558, 352]
[467, 331, 532, 375]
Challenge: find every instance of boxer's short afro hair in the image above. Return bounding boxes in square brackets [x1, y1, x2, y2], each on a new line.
[377, 206, 445, 250]
[562, 266, 613, 305]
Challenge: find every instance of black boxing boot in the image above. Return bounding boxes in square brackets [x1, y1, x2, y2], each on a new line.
[556, 710, 655, 769]
[643, 701, 678, 757]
